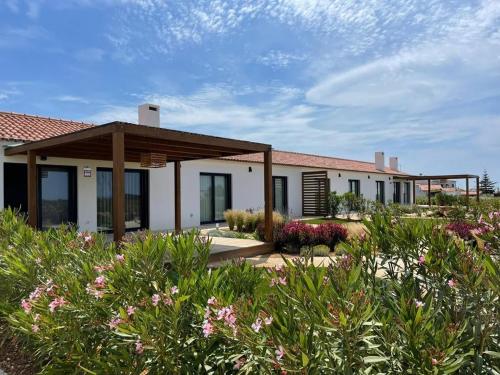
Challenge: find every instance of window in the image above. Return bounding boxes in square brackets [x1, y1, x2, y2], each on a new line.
[96, 168, 149, 232]
[393, 181, 401, 203]
[4, 163, 27, 214]
[38, 166, 77, 229]
[4, 163, 77, 229]
[348, 179, 360, 197]
[376, 181, 385, 204]
[273, 176, 288, 214]
[200, 173, 231, 224]
[403, 182, 411, 204]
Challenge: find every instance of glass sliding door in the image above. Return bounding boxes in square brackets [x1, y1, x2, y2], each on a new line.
[97, 168, 149, 232]
[403, 182, 411, 204]
[393, 181, 401, 203]
[38, 166, 77, 229]
[214, 175, 229, 221]
[376, 181, 385, 204]
[200, 175, 213, 224]
[200, 173, 231, 224]
[273, 176, 288, 214]
[348, 179, 360, 197]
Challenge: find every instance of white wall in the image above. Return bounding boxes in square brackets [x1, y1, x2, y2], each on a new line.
[1, 141, 413, 232]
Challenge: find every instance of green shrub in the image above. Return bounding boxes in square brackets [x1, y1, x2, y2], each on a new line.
[0, 207, 499, 374]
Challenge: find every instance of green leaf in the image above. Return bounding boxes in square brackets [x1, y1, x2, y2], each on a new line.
[363, 356, 388, 364]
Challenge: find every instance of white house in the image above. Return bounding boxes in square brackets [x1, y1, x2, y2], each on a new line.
[0, 105, 413, 236]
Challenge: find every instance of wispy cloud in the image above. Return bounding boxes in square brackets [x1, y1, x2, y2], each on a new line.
[256, 50, 306, 69]
[54, 95, 90, 104]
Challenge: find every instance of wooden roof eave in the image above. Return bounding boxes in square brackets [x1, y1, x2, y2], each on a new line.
[4, 122, 271, 160]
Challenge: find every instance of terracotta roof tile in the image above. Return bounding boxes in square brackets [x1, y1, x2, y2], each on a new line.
[222, 150, 407, 176]
[0, 111, 409, 176]
[0, 111, 94, 142]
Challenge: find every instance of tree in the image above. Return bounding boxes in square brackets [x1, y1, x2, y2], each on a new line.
[479, 170, 496, 195]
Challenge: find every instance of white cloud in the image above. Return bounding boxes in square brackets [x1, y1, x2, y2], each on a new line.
[256, 50, 306, 69]
[54, 95, 90, 104]
[306, 0, 500, 113]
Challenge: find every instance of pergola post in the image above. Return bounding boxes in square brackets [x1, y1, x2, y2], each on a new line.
[476, 177, 480, 202]
[264, 149, 273, 242]
[112, 129, 125, 242]
[27, 150, 38, 228]
[412, 180, 416, 204]
[174, 161, 181, 234]
[465, 178, 469, 207]
[427, 179, 431, 206]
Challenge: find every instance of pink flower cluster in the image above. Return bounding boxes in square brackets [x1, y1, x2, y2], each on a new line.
[48, 296, 67, 313]
[21, 280, 57, 314]
[108, 315, 124, 329]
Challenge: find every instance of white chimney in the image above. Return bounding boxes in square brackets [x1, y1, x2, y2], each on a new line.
[375, 151, 385, 171]
[138, 103, 160, 127]
[389, 156, 399, 171]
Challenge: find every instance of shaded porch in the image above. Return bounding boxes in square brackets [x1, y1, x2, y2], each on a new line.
[395, 174, 480, 206]
[5, 122, 274, 243]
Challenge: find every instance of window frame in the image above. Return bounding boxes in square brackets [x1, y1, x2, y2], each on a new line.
[200, 172, 232, 224]
[376, 180, 386, 204]
[37, 165, 78, 229]
[272, 176, 288, 214]
[96, 167, 149, 233]
[348, 179, 361, 197]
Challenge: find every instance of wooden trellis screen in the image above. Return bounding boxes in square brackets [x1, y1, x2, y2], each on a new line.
[302, 171, 330, 216]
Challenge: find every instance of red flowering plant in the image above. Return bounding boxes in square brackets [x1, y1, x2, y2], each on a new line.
[312, 223, 349, 250]
[279, 221, 315, 253]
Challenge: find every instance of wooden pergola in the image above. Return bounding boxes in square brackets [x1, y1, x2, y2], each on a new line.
[395, 174, 480, 206]
[5, 122, 273, 242]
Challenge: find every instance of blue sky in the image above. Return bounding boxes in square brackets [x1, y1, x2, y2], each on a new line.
[1, 0, 499, 185]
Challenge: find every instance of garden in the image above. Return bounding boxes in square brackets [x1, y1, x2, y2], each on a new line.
[0, 200, 499, 374]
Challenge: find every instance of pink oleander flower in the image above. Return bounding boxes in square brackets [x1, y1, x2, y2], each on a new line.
[431, 358, 438, 365]
[204, 306, 211, 319]
[415, 300, 424, 308]
[49, 297, 67, 313]
[233, 357, 246, 370]
[34, 313, 40, 322]
[127, 306, 136, 316]
[278, 276, 287, 286]
[84, 235, 92, 243]
[418, 255, 425, 265]
[116, 254, 125, 263]
[270, 278, 278, 287]
[216, 305, 237, 328]
[152, 294, 160, 306]
[164, 297, 173, 306]
[448, 279, 457, 288]
[202, 320, 214, 337]
[135, 340, 144, 354]
[275, 264, 283, 272]
[21, 299, 32, 314]
[31, 324, 39, 333]
[207, 296, 217, 305]
[275, 345, 285, 361]
[108, 316, 123, 329]
[29, 287, 44, 301]
[251, 318, 262, 333]
[94, 276, 106, 289]
[264, 316, 273, 325]
[170, 286, 179, 295]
